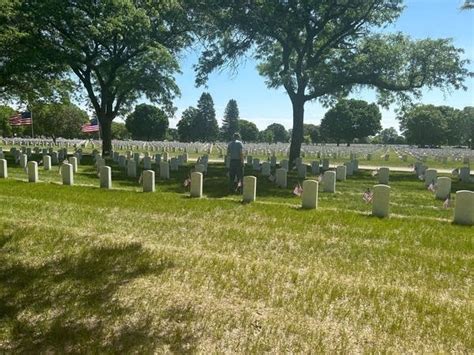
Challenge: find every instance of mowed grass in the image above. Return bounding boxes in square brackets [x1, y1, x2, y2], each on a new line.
[0, 153, 473, 352]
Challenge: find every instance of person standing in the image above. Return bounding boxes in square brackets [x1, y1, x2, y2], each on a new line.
[227, 132, 244, 192]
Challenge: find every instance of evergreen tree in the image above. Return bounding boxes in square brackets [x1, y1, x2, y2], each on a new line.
[222, 99, 240, 141]
[195, 92, 219, 142]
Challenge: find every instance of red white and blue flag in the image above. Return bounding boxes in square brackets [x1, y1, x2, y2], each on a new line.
[81, 118, 100, 133]
[9, 112, 32, 126]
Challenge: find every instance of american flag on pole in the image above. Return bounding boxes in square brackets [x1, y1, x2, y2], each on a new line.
[9, 112, 32, 126]
[293, 183, 303, 196]
[81, 118, 100, 133]
[363, 189, 373, 203]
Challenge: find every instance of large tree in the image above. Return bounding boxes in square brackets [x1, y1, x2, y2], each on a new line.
[222, 99, 240, 141]
[238, 119, 259, 142]
[263, 123, 290, 143]
[0, 105, 15, 137]
[320, 99, 382, 145]
[194, 93, 219, 142]
[400, 105, 447, 147]
[2, 0, 198, 155]
[177, 107, 198, 142]
[32, 102, 89, 142]
[125, 104, 169, 141]
[196, 0, 470, 164]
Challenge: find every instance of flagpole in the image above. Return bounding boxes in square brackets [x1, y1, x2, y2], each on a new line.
[31, 109, 34, 139]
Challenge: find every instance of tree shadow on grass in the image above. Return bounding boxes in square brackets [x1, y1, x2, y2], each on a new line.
[0, 228, 197, 353]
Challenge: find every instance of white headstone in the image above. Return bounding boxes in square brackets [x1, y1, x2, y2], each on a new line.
[322, 159, 329, 170]
[344, 161, 353, 176]
[243, 176, 257, 203]
[252, 158, 260, 171]
[69, 156, 78, 173]
[61, 163, 74, 186]
[43, 155, 51, 170]
[20, 154, 27, 169]
[453, 190, 474, 226]
[372, 184, 390, 218]
[424, 169, 437, 187]
[170, 157, 179, 171]
[336, 165, 346, 181]
[160, 161, 170, 179]
[127, 160, 137, 178]
[27, 161, 38, 183]
[322, 171, 336, 193]
[0, 159, 7, 178]
[435, 177, 451, 200]
[100, 166, 112, 189]
[302, 180, 318, 209]
[261, 162, 271, 176]
[297, 164, 307, 179]
[378, 167, 390, 185]
[143, 170, 155, 192]
[275, 168, 287, 188]
[143, 156, 152, 170]
[459, 167, 470, 183]
[190, 171, 203, 197]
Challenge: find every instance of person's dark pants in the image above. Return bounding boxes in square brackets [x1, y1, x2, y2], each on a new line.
[229, 159, 243, 191]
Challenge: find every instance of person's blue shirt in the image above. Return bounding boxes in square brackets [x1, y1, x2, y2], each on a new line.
[227, 140, 243, 160]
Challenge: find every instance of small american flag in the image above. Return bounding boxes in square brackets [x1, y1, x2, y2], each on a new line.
[235, 180, 242, 193]
[268, 174, 275, 182]
[184, 177, 191, 187]
[138, 173, 143, 185]
[418, 175, 424, 181]
[452, 168, 459, 176]
[293, 183, 303, 197]
[443, 197, 451, 209]
[427, 183, 436, 192]
[81, 118, 100, 133]
[371, 170, 378, 177]
[317, 175, 322, 182]
[363, 189, 373, 203]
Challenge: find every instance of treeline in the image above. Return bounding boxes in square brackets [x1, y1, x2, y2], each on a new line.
[2, 96, 472, 148]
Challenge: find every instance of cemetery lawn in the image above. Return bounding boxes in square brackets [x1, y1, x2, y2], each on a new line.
[0, 161, 473, 352]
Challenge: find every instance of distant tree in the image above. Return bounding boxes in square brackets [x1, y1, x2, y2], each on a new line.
[32, 102, 89, 142]
[264, 123, 289, 143]
[303, 124, 320, 144]
[177, 107, 199, 142]
[438, 106, 468, 146]
[259, 130, 275, 144]
[125, 104, 169, 141]
[1, 1, 203, 155]
[111, 122, 130, 140]
[400, 105, 447, 147]
[222, 99, 240, 141]
[196, 1, 470, 163]
[320, 99, 382, 146]
[462, 106, 474, 149]
[166, 128, 179, 141]
[238, 119, 259, 142]
[194, 93, 219, 142]
[0, 105, 15, 137]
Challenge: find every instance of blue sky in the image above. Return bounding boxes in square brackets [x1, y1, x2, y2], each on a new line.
[167, 0, 474, 132]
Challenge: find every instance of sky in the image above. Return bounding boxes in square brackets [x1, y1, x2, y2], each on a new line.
[163, 0, 474, 132]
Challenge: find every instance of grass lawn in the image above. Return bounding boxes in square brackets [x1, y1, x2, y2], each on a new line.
[0, 152, 472, 352]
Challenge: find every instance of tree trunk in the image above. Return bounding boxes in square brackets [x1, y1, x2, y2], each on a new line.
[289, 96, 305, 166]
[99, 117, 113, 157]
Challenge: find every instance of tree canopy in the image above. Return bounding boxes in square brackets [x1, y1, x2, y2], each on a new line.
[1, 0, 199, 155]
[32, 102, 89, 141]
[263, 123, 290, 143]
[320, 99, 382, 146]
[176, 93, 219, 142]
[125, 104, 169, 141]
[222, 99, 240, 141]
[238, 119, 259, 142]
[196, 0, 470, 163]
